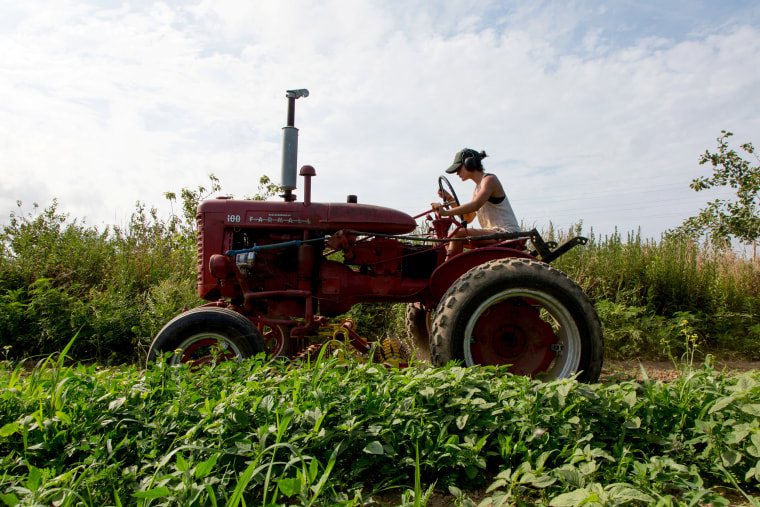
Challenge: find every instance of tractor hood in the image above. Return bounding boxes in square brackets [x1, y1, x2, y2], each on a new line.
[198, 198, 417, 235]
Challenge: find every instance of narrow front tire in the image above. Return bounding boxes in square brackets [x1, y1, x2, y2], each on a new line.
[146, 307, 266, 367]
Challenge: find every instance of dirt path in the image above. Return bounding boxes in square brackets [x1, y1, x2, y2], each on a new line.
[601, 358, 760, 383]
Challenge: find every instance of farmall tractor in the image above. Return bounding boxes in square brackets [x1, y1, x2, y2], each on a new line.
[147, 90, 604, 382]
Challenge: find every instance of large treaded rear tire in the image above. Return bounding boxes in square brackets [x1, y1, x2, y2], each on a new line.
[146, 307, 266, 367]
[405, 304, 431, 361]
[429, 257, 603, 382]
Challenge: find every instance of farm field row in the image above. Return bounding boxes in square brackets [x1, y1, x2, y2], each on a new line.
[2, 348, 760, 506]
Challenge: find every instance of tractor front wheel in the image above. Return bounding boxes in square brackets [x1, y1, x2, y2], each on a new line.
[430, 258, 603, 382]
[146, 307, 266, 367]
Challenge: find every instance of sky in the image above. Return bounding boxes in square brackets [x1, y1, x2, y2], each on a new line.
[1, 0, 759, 242]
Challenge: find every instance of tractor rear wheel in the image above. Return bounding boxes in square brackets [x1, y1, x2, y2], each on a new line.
[146, 307, 266, 367]
[429, 258, 603, 382]
[405, 304, 431, 361]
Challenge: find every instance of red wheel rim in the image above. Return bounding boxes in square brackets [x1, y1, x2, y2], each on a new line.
[469, 298, 557, 375]
[179, 338, 237, 367]
[260, 324, 288, 358]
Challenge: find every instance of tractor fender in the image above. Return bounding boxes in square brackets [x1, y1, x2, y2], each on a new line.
[429, 247, 534, 302]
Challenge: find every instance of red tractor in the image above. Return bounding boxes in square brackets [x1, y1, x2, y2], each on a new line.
[147, 90, 604, 382]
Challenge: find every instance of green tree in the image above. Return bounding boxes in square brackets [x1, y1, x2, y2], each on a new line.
[164, 173, 222, 237]
[673, 131, 759, 246]
[246, 174, 280, 201]
[164, 174, 279, 236]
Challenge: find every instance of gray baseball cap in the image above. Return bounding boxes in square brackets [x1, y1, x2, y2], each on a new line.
[446, 148, 477, 173]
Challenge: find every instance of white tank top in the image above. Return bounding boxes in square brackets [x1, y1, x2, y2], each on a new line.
[475, 175, 520, 233]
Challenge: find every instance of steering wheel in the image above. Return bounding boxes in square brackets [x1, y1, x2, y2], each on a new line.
[437, 175, 468, 225]
[438, 176, 460, 210]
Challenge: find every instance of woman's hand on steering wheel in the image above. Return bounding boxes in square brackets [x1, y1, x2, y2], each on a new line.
[438, 176, 460, 210]
[437, 175, 466, 223]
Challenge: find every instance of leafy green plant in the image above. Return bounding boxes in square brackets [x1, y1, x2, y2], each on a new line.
[3, 349, 760, 506]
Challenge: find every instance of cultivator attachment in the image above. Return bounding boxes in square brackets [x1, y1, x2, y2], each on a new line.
[291, 319, 412, 368]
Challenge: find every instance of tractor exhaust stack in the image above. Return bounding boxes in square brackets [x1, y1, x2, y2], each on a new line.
[281, 89, 309, 202]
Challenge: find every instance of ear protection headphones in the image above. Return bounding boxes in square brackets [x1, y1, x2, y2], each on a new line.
[462, 149, 481, 171]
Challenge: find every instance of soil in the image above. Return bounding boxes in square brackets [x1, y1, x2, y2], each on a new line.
[369, 358, 760, 507]
[601, 358, 760, 383]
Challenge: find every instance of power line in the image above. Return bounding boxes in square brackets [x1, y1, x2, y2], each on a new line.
[520, 193, 736, 218]
[513, 186, 734, 208]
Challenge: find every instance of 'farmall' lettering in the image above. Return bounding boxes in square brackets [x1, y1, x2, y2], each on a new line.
[247, 214, 311, 225]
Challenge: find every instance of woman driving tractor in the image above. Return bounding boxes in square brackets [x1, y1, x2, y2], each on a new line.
[431, 148, 520, 259]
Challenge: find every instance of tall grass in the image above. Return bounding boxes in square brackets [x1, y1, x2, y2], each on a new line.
[2, 196, 759, 363]
[552, 226, 760, 359]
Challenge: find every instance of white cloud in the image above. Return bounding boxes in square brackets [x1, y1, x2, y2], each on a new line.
[0, 0, 758, 239]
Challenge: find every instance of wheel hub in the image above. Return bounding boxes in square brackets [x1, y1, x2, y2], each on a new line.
[469, 298, 558, 375]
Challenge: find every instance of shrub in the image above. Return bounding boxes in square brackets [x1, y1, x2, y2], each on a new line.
[0, 201, 199, 363]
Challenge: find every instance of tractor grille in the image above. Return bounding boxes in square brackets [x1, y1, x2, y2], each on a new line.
[196, 213, 204, 286]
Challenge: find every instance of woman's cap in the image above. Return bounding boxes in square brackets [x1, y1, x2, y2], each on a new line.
[446, 148, 477, 173]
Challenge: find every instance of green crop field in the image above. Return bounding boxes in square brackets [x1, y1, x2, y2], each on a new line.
[2, 336, 760, 506]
